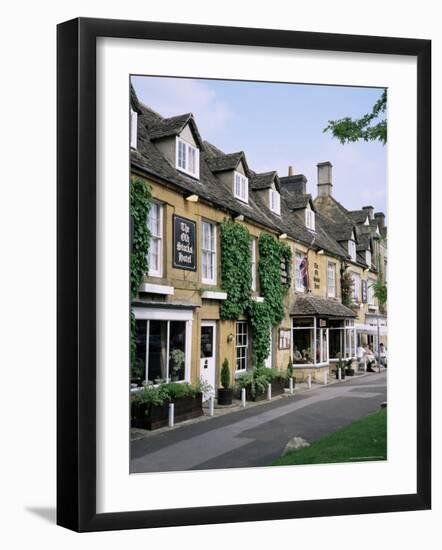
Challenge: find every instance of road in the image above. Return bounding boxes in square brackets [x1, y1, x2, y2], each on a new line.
[130, 371, 387, 473]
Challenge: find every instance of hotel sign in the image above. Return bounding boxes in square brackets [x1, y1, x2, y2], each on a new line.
[173, 215, 196, 271]
[361, 280, 367, 303]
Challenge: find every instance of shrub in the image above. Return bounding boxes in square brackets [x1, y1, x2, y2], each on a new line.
[220, 358, 231, 389]
[131, 381, 202, 408]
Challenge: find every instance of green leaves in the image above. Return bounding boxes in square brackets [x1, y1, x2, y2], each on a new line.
[130, 177, 152, 299]
[219, 219, 252, 320]
[323, 89, 387, 145]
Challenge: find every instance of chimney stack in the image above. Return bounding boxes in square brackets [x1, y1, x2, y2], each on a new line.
[288, 165, 294, 176]
[317, 161, 333, 197]
[362, 205, 374, 220]
[374, 212, 385, 229]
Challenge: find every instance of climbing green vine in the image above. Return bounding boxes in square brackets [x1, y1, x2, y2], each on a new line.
[248, 234, 292, 367]
[130, 176, 151, 370]
[219, 219, 252, 320]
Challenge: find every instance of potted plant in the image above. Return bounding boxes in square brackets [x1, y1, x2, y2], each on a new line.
[285, 358, 295, 388]
[345, 358, 355, 376]
[217, 358, 233, 405]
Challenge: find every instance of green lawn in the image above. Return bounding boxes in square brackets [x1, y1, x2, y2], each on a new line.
[271, 408, 387, 466]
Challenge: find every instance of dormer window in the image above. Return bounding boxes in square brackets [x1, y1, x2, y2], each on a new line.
[269, 189, 281, 214]
[366, 250, 372, 267]
[130, 107, 138, 149]
[348, 240, 356, 262]
[305, 206, 315, 231]
[176, 137, 200, 179]
[234, 171, 248, 203]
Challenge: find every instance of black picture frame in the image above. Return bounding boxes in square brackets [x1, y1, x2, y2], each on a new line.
[57, 17, 431, 532]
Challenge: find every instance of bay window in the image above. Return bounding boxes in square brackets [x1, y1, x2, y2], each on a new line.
[292, 317, 328, 365]
[147, 202, 163, 277]
[202, 220, 216, 285]
[329, 319, 356, 360]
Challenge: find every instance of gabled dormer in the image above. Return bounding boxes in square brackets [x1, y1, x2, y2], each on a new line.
[148, 113, 203, 180]
[305, 202, 315, 231]
[207, 152, 250, 204]
[250, 171, 281, 214]
[348, 229, 357, 262]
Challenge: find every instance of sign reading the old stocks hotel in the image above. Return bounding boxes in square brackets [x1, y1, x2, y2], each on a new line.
[173, 215, 196, 271]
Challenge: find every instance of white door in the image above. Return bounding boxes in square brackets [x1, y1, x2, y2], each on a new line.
[200, 321, 216, 400]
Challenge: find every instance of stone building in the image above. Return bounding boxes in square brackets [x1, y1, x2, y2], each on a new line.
[129, 85, 387, 393]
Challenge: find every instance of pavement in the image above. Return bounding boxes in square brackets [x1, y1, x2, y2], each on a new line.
[130, 371, 387, 473]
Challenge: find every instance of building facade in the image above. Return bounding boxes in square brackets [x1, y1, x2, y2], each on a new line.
[129, 85, 387, 394]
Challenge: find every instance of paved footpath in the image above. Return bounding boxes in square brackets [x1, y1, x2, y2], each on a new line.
[130, 371, 387, 473]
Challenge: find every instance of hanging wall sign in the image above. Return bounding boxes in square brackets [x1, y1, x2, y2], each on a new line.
[361, 279, 367, 303]
[173, 215, 197, 270]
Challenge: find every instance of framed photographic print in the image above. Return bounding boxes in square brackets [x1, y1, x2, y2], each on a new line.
[57, 17, 431, 532]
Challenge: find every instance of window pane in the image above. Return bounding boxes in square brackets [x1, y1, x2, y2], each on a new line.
[147, 321, 167, 383]
[200, 326, 214, 358]
[292, 328, 313, 363]
[132, 320, 147, 383]
[169, 321, 186, 381]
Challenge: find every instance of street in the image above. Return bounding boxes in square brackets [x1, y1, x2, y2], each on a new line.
[130, 371, 387, 473]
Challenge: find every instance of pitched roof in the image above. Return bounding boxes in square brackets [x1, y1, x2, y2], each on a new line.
[250, 171, 279, 191]
[205, 152, 247, 173]
[348, 210, 369, 224]
[281, 188, 312, 210]
[147, 112, 204, 148]
[290, 294, 356, 318]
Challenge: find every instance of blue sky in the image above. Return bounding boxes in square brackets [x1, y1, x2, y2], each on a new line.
[132, 76, 387, 216]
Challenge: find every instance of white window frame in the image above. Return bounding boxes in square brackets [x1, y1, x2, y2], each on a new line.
[305, 206, 315, 231]
[351, 272, 360, 302]
[233, 171, 249, 203]
[130, 107, 138, 149]
[269, 189, 281, 215]
[366, 249, 372, 267]
[132, 308, 193, 385]
[327, 262, 336, 298]
[294, 250, 305, 292]
[251, 237, 257, 291]
[147, 201, 163, 278]
[235, 321, 249, 373]
[348, 239, 356, 261]
[176, 136, 200, 179]
[201, 220, 217, 285]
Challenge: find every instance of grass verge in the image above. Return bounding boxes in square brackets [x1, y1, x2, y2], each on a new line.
[271, 408, 387, 466]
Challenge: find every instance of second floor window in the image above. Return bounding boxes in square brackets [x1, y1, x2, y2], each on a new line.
[234, 172, 248, 203]
[351, 272, 360, 302]
[176, 137, 199, 179]
[269, 189, 281, 214]
[368, 279, 375, 305]
[202, 221, 216, 285]
[251, 237, 257, 291]
[147, 202, 163, 277]
[327, 262, 336, 298]
[348, 240, 356, 262]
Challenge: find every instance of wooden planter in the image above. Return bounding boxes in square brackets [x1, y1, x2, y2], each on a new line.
[217, 388, 233, 406]
[245, 378, 286, 401]
[131, 393, 203, 430]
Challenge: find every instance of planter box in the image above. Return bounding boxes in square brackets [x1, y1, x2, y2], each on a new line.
[131, 393, 203, 430]
[217, 388, 233, 406]
[245, 378, 286, 401]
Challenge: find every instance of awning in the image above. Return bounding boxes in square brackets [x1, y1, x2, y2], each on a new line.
[290, 294, 356, 318]
[355, 323, 388, 336]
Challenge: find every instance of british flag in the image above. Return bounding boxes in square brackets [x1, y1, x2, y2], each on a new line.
[300, 254, 309, 289]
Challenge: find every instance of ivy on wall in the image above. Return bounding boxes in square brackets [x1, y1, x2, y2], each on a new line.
[248, 234, 292, 367]
[130, 177, 151, 368]
[219, 219, 252, 320]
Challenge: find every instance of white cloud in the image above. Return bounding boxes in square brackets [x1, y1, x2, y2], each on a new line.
[131, 76, 233, 135]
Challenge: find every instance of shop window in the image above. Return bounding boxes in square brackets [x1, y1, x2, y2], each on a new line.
[328, 319, 356, 360]
[292, 317, 329, 365]
[235, 321, 248, 372]
[134, 319, 188, 384]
